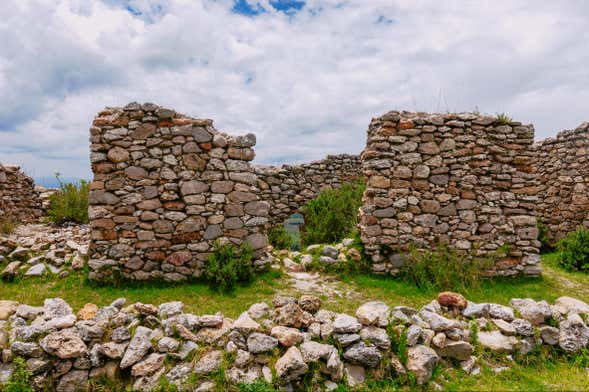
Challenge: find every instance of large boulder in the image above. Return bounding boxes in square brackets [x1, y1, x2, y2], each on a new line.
[559, 313, 589, 353]
[120, 326, 153, 368]
[275, 347, 308, 383]
[510, 298, 551, 325]
[477, 331, 518, 352]
[40, 330, 87, 359]
[356, 301, 390, 326]
[407, 345, 439, 385]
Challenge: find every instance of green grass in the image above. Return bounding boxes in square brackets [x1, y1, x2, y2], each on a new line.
[444, 360, 589, 391]
[2, 252, 589, 390]
[0, 270, 281, 318]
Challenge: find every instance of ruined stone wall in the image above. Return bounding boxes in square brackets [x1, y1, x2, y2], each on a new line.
[88, 103, 269, 282]
[255, 154, 362, 226]
[359, 111, 540, 277]
[0, 164, 42, 223]
[535, 122, 589, 243]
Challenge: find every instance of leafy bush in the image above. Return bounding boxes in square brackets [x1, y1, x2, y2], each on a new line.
[205, 241, 254, 292]
[400, 243, 499, 292]
[267, 225, 293, 250]
[301, 180, 365, 245]
[537, 219, 554, 253]
[3, 356, 34, 392]
[47, 174, 89, 224]
[0, 215, 16, 235]
[557, 227, 589, 272]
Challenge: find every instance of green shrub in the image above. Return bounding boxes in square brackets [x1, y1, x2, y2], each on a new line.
[3, 357, 34, 392]
[537, 219, 554, 253]
[205, 241, 254, 292]
[47, 174, 89, 224]
[557, 227, 589, 272]
[267, 225, 293, 250]
[400, 243, 498, 292]
[301, 180, 365, 245]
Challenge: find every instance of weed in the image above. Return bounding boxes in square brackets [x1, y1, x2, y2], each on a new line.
[238, 381, 279, 391]
[537, 219, 555, 253]
[388, 326, 408, 365]
[301, 180, 365, 245]
[3, 356, 34, 392]
[556, 226, 589, 272]
[496, 113, 512, 125]
[470, 320, 479, 347]
[47, 173, 89, 224]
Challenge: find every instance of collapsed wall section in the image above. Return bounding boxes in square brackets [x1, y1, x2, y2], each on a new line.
[359, 111, 540, 277]
[0, 164, 42, 223]
[254, 154, 362, 227]
[535, 123, 589, 243]
[88, 103, 269, 281]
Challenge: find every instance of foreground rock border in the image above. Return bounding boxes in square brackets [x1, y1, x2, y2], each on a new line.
[1, 292, 588, 391]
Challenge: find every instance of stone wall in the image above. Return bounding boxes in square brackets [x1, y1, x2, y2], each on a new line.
[255, 154, 362, 227]
[87, 103, 269, 282]
[0, 164, 42, 223]
[0, 293, 587, 390]
[535, 122, 589, 243]
[359, 111, 540, 277]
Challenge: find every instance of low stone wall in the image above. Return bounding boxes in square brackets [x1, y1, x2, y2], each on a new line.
[0, 293, 587, 391]
[88, 103, 269, 282]
[0, 164, 42, 223]
[255, 154, 362, 227]
[535, 122, 589, 243]
[359, 111, 540, 277]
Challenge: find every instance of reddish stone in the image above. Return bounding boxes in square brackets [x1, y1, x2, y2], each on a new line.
[166, 251, 192, 266]
[172, 232, 202, 243]
[199, 143, 212, 151]
[398, 120, 414, 130]
[172, 118, 193, 126]
[437, 292, 467, 309]
[145, 250, 166, 261]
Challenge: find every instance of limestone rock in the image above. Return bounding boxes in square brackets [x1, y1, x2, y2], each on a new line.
[407, 345, 439, 385]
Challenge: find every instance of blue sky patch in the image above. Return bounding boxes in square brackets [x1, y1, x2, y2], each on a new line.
[232, 0, 305, 16]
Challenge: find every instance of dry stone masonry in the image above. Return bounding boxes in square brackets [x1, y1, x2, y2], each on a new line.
[255, 154, 362, 226]
[0, 164, 42, 223]
[535, 122, 589, 244]
[88, 103, 363, 282]
[1, 293, 588, 391]
[88, 103, 269, 282]
[360, 111, 541, 277]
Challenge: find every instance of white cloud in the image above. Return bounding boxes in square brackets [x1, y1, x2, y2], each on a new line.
[0, 0, 588, 179]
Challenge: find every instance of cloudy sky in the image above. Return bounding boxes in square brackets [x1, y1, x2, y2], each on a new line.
[1, 0, 588, 182]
